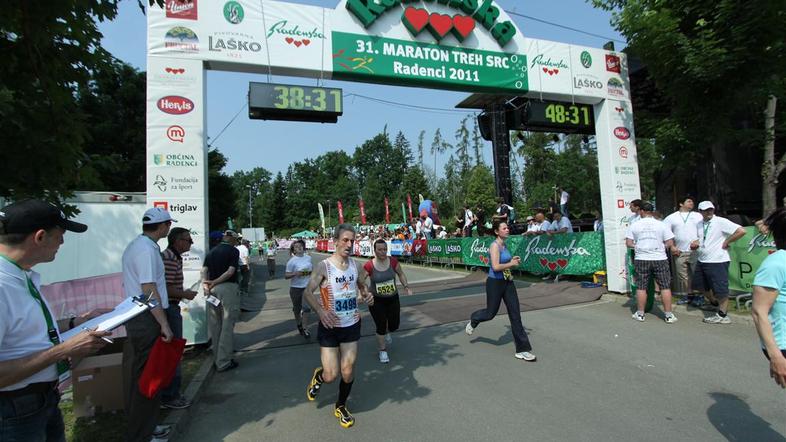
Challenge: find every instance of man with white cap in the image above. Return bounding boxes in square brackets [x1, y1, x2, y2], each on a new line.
[690, 201, 746, 324]
[121, 206, 176, 441]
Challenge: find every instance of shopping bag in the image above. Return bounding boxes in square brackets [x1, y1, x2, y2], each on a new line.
[138, 337, 186, 399]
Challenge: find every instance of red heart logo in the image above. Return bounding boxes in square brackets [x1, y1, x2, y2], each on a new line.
[294, 40, 302, 47]
[302, 39, 310, 46]
[557, 259, 568, 268]
[615, 107, 624, 112]
[539, 258, 548, 267]
[542, 67, 548, 73]
[176, 68, 184, 74]
[165, 67, 172, 73]
[427, 13, 453, 39]
[451, 15, 475, 40]
[479, 255, 489, 264]
[547, 262, 558, 271]
[402, 7, 429, 35]
[285, 37, 294, 44]
[553, 68, 559, 74]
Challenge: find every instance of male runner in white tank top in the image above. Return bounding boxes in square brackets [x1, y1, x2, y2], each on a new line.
[303, 224, 372, 428]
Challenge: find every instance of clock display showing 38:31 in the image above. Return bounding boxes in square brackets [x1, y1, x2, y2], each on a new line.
[271, 85, 342, 113]
[248, 82, 343, 123]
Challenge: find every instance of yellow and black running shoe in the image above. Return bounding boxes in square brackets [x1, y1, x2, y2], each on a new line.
[306, 367, 323, 401]
[334, 405, 355, 428]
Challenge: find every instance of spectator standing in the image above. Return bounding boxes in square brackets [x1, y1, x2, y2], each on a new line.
[237, 239, 251, 295]
[626, 202, 678, 323]
[493, 198, 511, 223]
[0, 200, 109, 442]
[159, 227, 198, 410]
[751, 208, 786, 388]
[462, 204, 475, 237]
[202, 230, 241, 371]
[691, 201, 746, 324]
[266, 241, 277, 278]
[121, 207, 176, 442]
[422, 215, 434, 239]
[663, 196, 703, 305]
[559, 187, 570, 217]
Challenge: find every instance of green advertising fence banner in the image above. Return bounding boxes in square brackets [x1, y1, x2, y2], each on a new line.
[728, 226, 775, 292]
[426, 232, 606, 276]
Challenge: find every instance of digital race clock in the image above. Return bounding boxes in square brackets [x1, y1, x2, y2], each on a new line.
[248, 82, 343, 123]
[522, 100, 595, 134]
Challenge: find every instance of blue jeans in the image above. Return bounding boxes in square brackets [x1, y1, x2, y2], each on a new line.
[0, 388, 65, 442]
[560, 204, 569, 217]
[160, 303, 183, 402]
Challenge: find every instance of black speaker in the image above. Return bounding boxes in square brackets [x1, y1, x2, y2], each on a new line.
[477, 113, 492, 141]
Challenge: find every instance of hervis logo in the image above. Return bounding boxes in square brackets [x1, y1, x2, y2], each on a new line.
[157, 96, 194, 115]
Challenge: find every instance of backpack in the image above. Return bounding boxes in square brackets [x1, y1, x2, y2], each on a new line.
[364, 257, 399, 277]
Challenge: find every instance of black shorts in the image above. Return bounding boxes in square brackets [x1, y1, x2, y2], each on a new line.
[692, 261, 730, 297]
[368, 295, 401, 335]
[633, 259, 671, 289]
[317, 321, 361, 348]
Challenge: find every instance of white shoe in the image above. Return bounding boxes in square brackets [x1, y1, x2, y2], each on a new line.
[379, 350, 390, 363]
[465, 322, 474, 335]
[664, 314, 678, 324]
[632, 312, 645, 322]
[514, 351, 537, 361]
[384, 333, 392, 345]
[703, 313, 731, 324]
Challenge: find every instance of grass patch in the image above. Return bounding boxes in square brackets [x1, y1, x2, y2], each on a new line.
[61, 345, 209, 442]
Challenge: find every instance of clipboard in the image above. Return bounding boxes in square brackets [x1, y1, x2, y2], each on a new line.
[60, 294, 155, 342]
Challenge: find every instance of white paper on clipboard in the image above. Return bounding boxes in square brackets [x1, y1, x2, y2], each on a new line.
[60, 296, 151, 341]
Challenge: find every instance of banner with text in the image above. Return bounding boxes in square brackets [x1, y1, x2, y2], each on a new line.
[728, 227, 775, 292]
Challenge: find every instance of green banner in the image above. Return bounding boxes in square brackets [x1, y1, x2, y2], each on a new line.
[332, 32, 528, 94]
[728, 226, 775, 292]
[427, 238, 463, 257]
[514, 232, 606, 275]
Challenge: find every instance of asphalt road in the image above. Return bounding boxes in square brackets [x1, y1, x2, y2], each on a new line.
[178, 252, 786, 441]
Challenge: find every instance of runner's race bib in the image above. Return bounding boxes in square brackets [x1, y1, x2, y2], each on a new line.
[376, 279, 397, 297]
[333, 290, 358, 319]
[502, 269, 513, 281]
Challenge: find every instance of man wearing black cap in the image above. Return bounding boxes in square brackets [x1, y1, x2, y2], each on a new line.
[202, 230, 241, 372]
[121, 206, 175, 441]
[626, 202, 678, 324]
[0, 199, 111, 441]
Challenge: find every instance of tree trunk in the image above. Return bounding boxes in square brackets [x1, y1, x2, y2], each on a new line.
[762, 95, 779, 217]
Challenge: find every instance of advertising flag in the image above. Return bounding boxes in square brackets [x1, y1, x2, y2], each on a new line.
[406, 194, 413, 222]
[318, 203, 325, 229]
[384, 197, 390, 223]
[401, 202, 406, 223]
[337, 200, 344, 224]
[359, 199, 367, 224]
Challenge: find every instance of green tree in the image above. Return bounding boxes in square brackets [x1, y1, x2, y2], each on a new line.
[231, 167, 272, 229]
[471, 117, 485, 165]
[353, 132, 408, 223]
[465, 164, 497, 217]
[207, 149, 237, 231]
[594, 0, 786, 215]
[0, 1, 121, 202]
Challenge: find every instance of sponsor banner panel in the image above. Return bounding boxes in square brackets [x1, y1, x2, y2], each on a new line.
[729, 227, 775, 292]
[262, 0, 333, 75]
[147, 169, 203, 198]
[147, 197, 206, 271]
[389, 240, 404, 256]
[461, 237, 496, 267]
[527, 40, 571, 98]
[514, 232, 605, 275]
[411, 240, 427, 256]
[332, 31, 528, 94]
[569, 46, 606, 99]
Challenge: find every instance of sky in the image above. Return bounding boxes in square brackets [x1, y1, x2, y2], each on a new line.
[98, 0, 626, 177]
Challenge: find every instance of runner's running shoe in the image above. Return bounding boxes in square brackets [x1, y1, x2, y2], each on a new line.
[379, 351, 390, 364]
[465, 322, 475, 335]
[306, 367, 323, 401]
[334, 405, 355, 428]
[703, 313, 731, 324]
[514, 351, 537, 361]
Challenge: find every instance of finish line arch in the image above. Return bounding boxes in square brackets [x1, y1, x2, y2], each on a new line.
[146, 0, 639, 316]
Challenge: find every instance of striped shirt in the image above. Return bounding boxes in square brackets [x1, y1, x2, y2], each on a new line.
[162, 247, 184, 291]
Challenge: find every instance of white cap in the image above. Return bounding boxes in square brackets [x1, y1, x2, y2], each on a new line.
[697, 201, 715, 211]
[142, 207, 177, 224]
[526, 216, 534, 221]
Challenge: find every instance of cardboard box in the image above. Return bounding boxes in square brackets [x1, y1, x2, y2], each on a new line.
[72, 353, 124, 417]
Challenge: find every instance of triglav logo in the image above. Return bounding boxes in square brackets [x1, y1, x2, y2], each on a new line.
[607, 77, 625, 97]
[531, 54, 568, 76]
[223, 1, 244, 24]
[157, 96, 194, 115]
[617, 199, 625, 208]
[165, 27, 199, 52]
[154, 202, 198, 215]
[613, 127, 631, 140]
[153, 153, 198, 167]
[580, 50, 592, 68]
[167, 125, 185, 143]
[605, 54, 621, 73]
[166, 0, 197, 20]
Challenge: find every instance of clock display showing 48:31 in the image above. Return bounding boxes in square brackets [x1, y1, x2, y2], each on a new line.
[272, 85, 343, 113]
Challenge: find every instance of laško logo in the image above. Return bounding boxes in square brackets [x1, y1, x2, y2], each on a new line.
[157, 96, 194, 115]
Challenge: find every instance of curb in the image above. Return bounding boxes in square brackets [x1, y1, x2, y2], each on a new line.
[601, 292, 754, 325]
[164, 352, 215, 441]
